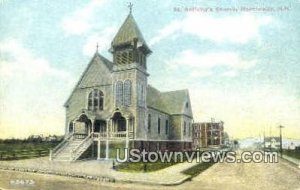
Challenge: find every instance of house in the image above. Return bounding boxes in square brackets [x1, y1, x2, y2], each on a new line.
[192, 121, 224, 149]
[50, 8, 193, 161]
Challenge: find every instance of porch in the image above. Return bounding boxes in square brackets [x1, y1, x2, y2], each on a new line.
[53, 111, 134, 161]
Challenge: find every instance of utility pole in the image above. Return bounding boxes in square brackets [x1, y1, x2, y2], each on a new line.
[263, 130, 266, 151]
[278, 125, 284, 157]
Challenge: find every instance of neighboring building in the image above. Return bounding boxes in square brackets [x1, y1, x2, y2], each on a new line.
[28, 135, 43, 142]
[287, 142, 296, 150]
[223, 132, 230, 146]
[50, 9, 193, 161]
[43, 135, 64, 142]
[264, 137, 280, 149]
[193, 121, 224, 149]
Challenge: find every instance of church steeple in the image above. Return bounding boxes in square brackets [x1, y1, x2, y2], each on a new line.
[110, 5, 151, 68]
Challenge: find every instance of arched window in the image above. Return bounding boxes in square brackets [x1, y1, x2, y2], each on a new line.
[116, 81, 123, 106]
[124, 80, 132, 106]
[88, 89, 104, 111]
[158, 118, 161, 134]
[148, 114, 151, 132]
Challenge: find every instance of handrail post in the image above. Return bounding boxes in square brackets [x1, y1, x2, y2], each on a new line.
[49, 149, 52, 161]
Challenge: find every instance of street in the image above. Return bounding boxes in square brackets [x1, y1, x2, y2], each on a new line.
[181, 158, 300, 190]
[0, 157, 300, 190]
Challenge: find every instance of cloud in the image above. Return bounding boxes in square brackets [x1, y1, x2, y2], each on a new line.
[82, 26, 118, 56]
[150, 20, 182, 46]
[189, 85, 300, 139]
[61, 0, 107, 35]
[0, 39, 72, 138]
[150, 14, 272, 45]
[0, 39, 70, 80]
[168, 49, 256, 77]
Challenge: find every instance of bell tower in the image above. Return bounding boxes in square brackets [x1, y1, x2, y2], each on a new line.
[110, 6, 152, 139]
[110, 11, 151, 70]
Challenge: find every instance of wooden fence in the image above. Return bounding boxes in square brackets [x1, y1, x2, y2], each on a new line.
[0, 149, 50, 160]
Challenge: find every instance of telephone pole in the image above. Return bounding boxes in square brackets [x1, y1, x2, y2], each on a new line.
[278, 125, 284, 157]
[263, 130, 266, 150]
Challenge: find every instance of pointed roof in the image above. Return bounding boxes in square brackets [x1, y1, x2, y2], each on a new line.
[112, 13, 146, 47]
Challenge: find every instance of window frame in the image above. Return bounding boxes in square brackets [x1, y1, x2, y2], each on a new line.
[88, 89, 104, 111]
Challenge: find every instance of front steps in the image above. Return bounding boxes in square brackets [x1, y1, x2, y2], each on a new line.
[51, 133, 93, 161]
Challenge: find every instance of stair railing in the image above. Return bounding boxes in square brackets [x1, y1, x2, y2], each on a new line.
[49, 132, 74, 160]
[70, 132, 93, 161]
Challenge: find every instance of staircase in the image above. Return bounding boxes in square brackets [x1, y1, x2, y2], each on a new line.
[50, 133, 93, 161]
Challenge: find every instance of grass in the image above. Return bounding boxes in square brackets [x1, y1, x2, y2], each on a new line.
[116, 151, 211, 173]
[116, 160, 178, 172]
[182, 162, 215, 177]
[0, 142, 59, 160]
[283, 149, 300, 160]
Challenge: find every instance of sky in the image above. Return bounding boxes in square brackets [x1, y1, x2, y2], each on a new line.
[0, 0, 299, 139]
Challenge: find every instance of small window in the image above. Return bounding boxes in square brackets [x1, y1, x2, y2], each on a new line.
[186, 102, 189, 108]
[165, 120, 169, 135]
[148, 114, 151, 132]
[158, 118, 161, 134]
[184, 121, 186, 136]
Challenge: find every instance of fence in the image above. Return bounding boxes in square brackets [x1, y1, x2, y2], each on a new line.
[0, 149, 50, 160]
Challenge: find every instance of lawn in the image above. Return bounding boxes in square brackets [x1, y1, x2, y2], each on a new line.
[283, 149, 300, 160]
[0, 142, 59, 160]
[116, 160, 177, 172]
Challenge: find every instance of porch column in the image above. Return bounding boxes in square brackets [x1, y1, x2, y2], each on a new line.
[126, 118, 129, 149]
[97, 140, 101, 160]
[91, 119, 95, 134]
[105, 140, 109, 160]
[105, 119, 110, 160]
[106, 119, 110, 136]
[110, 119, 113, 132]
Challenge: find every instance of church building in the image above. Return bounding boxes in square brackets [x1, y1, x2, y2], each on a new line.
[50, 8, 193, 161]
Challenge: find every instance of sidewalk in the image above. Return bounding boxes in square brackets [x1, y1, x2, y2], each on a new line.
[282, 154, 300, 168]
[0, 157, 198, 185]
[112, 159, 199, 185]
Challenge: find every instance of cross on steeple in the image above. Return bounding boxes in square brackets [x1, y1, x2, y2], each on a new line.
[96, 42, 99, 53]
[128, 2, 133, 14]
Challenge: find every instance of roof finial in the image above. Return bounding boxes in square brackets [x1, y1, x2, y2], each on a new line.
[96, 42, 99, 53]
[128, 2, 133, 14]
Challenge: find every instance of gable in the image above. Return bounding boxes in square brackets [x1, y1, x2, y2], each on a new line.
[78, 55, 112, 88]
[64, 53, 113, 106]
[161, 90, 193, 117]
[147, 85, 193, 118]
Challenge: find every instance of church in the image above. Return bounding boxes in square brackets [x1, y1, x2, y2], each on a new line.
[50, 8, 193, 161]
